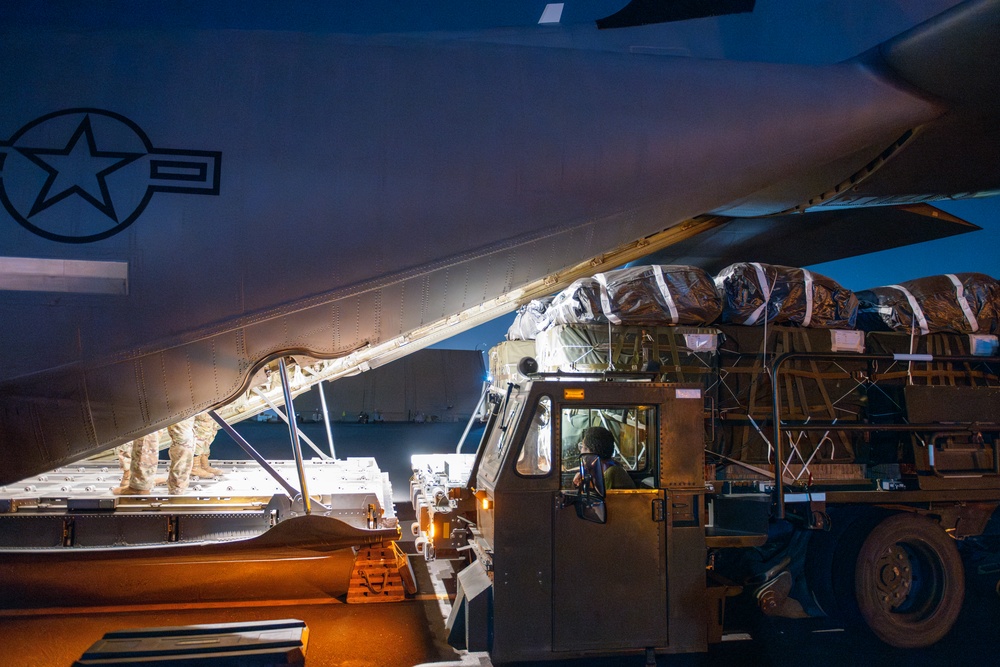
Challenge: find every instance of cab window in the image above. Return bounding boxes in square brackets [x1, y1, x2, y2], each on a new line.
[516, 396, 552, 476]
[559, 405, 655, 489]
[478, 393, 524, 483]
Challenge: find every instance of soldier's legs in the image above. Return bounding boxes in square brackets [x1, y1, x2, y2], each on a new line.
[114, 443, 132, 487]
[113, 432, 160, 495]
[129, 432, 161, 490]
[193, 412, 224, 476]
[167, 417, 196, 494]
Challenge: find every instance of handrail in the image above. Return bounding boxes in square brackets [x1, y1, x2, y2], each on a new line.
[927, 432, 1000, 478]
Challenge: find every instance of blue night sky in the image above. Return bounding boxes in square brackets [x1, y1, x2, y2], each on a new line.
[433, 196, 1000, 351]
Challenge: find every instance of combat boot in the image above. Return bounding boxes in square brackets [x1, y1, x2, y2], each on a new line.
[118, 470, 131, 488]
[113, 485, 151, 496]
[167, 483, 190, 496]
[189, 458, 216, 480]
[201, 454, 224, 476]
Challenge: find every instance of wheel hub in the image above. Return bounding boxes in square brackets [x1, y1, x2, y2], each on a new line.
[875, 544, 912, 610]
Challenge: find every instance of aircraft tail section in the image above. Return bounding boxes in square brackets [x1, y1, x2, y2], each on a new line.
[821, 0, 1000, 205]
[871, 0, 1000, 108]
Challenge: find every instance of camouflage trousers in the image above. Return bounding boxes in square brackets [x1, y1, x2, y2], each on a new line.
[193, 412, 220, 457]
[115, 431, 161, 491]
[166, 417, 196, 494]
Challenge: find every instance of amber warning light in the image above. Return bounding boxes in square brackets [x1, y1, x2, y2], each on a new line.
[564, 388, 585, 400]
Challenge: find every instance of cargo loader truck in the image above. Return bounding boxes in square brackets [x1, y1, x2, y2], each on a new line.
[411, 325, 1000, 664]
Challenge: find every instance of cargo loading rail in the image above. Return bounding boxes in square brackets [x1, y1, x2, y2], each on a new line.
[769, 351, 1000, 517]
[0, 459, 396, 550]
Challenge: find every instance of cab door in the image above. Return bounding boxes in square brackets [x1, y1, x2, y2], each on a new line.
[551, 399, 669, 652]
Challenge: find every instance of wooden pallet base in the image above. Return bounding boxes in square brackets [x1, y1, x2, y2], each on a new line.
[347, 543, 415, 604]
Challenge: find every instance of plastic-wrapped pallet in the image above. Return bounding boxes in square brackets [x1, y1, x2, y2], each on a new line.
[546, 277, 608, 326]
[856, 272, 1000, 335]
[597, 265, 721, 325]
[535, 323, 719, 382]
[715, 262, 858, 329]
[546, 265, 722, 327]
[506, 297, 554, 341]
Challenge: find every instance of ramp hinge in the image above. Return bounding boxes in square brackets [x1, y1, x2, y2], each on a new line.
[167, 516, 180, 542]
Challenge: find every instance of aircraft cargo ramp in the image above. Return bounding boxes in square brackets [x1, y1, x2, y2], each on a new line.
[0, 458, 397, 609]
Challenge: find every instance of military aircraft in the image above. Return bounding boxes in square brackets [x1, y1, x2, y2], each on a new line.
[1, 0, 998, 486]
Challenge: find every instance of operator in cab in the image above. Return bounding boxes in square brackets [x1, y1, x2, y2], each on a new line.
[573, 426, 635, 490]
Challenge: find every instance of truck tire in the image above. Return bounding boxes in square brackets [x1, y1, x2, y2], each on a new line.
[850, 513, 964, 648]
[805, 507, 873, 617]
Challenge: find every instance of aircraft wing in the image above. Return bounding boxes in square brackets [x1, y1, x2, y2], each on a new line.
[0, 1, 998, 485]
[637, 204, 980, 274]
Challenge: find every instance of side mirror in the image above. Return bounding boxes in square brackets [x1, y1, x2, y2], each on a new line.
[560, 491, 607, 524]
[578, 453, 606, 498]
[574, 493, 607, 524]
[561, 454, 607, 524]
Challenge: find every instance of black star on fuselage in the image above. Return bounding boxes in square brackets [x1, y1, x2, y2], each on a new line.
[17, 115, 142, 222]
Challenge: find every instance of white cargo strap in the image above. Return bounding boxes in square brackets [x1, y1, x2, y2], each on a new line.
[652, 265, 679, 324]
[802, 268, 814, 328]
[743, 262, 773, 326]
[594, 273, 621, 324]
[947, 273, 979, 333]
[889, 284, 929, 335]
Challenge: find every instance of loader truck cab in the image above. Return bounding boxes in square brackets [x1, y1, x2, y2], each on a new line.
[450, 376, 749, 663]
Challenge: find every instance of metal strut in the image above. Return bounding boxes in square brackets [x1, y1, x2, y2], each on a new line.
[251, 388, 331, 460]
[279, 357, 314, 515]
[317, 379, 337, 459]
[456, 382, 489, 454]
[207, 410, 300, 499]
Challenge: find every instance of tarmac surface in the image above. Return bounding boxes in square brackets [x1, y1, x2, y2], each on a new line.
[2, 540, 997, 667]
[1, 422, 998, 666]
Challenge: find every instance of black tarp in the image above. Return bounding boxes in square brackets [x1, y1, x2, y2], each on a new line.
[545, 265, 721, 327]
[856, 272, 1000, 335]
[715, 262, 858, 329]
